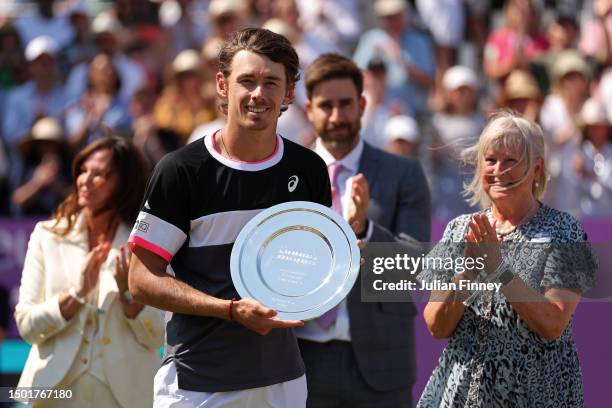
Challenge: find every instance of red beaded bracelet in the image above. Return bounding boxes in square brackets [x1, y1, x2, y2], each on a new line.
[229, 298, 236, 321]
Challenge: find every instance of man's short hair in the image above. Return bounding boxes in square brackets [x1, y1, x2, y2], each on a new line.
[304, 53, 364, 100]
[218, 27, 300, 86]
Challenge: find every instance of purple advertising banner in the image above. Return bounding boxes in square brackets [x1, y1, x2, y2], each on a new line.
[1, 217, 611, 406]
[0, 218, 41, 338]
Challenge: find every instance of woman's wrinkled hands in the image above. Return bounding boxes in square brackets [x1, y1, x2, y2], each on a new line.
[464, 214, 502, 275]
[76, 241, 111, 297]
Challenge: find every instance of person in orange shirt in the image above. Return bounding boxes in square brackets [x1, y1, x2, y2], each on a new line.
[153, 50, 217, 145]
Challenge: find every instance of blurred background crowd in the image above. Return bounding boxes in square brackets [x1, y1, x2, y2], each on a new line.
[0, 0, 611, 221]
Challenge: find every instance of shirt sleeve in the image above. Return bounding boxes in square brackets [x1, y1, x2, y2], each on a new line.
[540, 217, 597, 292]
[128, 153, 190, 262]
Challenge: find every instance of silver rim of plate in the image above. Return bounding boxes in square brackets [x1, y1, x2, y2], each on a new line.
[230, 201, 360, 321]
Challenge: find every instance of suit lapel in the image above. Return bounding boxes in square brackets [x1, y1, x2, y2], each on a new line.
[57, 214, 90, 288]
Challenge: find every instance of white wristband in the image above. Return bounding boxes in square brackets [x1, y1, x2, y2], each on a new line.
[68, 287, 86, 305]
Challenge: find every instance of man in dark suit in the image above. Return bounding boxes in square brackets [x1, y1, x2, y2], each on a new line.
[296, 53, 431, 407]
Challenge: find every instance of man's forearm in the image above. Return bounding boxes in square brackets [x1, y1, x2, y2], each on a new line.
[129, 248, 230, 320]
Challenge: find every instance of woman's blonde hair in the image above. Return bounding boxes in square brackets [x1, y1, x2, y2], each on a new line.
[461, 110, 548, 209]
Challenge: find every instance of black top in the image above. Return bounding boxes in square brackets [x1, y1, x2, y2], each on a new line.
[129, 133, 331, 392]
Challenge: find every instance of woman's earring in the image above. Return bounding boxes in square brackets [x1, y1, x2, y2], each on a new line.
[280, 103, 289, 113]
[534, 181, 539, 188]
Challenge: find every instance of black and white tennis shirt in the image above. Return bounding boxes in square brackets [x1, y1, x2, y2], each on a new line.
[128, 132, 331, 392]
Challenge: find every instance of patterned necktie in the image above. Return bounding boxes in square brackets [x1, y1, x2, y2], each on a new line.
[316, 163, 344, 329]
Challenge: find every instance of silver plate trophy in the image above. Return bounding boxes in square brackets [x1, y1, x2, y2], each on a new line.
[230, 201, 360, 320]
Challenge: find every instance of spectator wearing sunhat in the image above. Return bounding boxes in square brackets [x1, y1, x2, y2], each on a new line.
[540, 50, 591, 208]
[499, 69, 542, 122]
[154, 49, 217, 145]
[12, 117, 71, 215]
[566, 98, 612, 216]
[429, 65, 485, 218]
[65, 11, 146, 103]
[207, 0, 248, 41]
[531, 11, 580, 95]
[2, 35, 69, 192]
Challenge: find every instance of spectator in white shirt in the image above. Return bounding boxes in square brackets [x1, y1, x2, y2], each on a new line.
[2, 35, 68, 192]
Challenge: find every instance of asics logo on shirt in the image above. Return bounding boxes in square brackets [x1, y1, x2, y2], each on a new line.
[288, 175, 299, 192]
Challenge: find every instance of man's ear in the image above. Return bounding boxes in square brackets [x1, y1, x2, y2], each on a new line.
[283, 82, 296, 106]
[216, 72, 228, 98]
[305, 99, 313, 121]
[359, 95, 367, 116]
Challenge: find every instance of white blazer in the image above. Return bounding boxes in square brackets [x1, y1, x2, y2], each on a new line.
[15, 213, 165, 408]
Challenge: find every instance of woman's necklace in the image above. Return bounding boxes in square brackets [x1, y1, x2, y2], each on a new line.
[219, 131, 234, 160]
[493, 201, 540, 239]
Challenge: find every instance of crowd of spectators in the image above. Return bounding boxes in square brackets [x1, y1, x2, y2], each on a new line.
[1, 0, 611, 219]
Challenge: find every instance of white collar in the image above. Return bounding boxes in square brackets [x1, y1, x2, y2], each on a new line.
[204, 130, 284, 171]
[314, 137, 363, 173]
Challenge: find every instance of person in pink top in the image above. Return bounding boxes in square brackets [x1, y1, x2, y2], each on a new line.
[483, 0, 548, 82]
[580, 0, 612, 66]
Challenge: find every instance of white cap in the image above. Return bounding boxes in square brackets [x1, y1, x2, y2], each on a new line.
[172, 49, 202, 73]
[31, 117, 64, 141]
[25, 36, 59, 61]
[581, 98, 608, 126]
[262, 18, 297, 43]
[92, 11, 122, 35]
[443, 65, 478, 91]
[384, 115, 420, 143]
[374, 0, 407, 16]
[202, 37, 224, 61]
[208, 0, 246, 20]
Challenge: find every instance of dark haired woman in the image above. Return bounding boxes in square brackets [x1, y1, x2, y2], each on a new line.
[15, 137, 164, 408]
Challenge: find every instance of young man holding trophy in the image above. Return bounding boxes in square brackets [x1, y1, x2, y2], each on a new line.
[127, 28, 331, 407]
